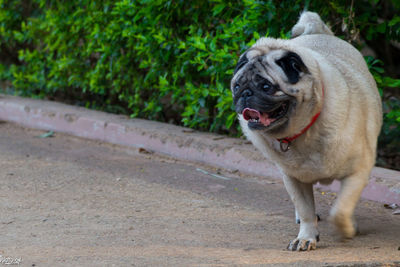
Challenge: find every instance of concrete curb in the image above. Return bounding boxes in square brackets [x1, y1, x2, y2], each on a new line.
[0, 94, 399, 205]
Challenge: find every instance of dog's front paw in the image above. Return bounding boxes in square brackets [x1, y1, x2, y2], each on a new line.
[288, 221, 320, 251]
[287, 236, 318, 251]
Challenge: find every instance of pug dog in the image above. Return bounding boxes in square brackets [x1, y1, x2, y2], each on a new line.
[231, 11, 382, 251]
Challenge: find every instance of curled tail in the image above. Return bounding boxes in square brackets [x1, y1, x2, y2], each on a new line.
[291, 11, 333, 38]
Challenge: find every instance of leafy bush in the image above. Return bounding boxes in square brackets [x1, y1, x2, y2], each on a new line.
[0, 0, 399, 168]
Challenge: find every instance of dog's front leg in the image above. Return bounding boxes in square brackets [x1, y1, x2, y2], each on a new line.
[283, 175, 319, 251]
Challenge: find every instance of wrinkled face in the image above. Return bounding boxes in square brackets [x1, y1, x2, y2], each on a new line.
[231, 48, 310, 133]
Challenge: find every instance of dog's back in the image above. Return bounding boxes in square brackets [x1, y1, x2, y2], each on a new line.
[290, 13, 382, 162]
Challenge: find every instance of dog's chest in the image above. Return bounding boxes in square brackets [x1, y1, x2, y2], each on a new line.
[245, 129, 339, 182]
[274, 148, 334, 182]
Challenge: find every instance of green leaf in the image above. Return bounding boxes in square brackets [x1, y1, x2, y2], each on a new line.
[389, 16, 400, 27]
[225, 112, 236, 129]
[382, 77, 400, 88]
[38, 131, 55, 138]
[376, 22, 386, 33]
[253, 31, 260, 40]
[212, 4, 226, 16]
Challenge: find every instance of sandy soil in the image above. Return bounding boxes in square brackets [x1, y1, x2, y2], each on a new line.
[0, 122, 399, 266]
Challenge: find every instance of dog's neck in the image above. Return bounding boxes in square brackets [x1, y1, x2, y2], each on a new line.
[277, 85, 324, 152]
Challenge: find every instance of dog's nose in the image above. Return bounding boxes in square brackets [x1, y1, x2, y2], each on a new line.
[241, 89, 253, 98]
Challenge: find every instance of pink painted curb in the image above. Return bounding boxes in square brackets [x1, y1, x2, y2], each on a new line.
[0, 94, 399, 205]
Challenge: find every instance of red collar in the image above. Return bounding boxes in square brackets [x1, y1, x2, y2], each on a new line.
[277, 85, 324, 152]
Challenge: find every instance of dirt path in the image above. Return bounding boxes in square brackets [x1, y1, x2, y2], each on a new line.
[0, 122, 399, 266]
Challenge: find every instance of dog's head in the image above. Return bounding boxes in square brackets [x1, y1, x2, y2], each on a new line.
[231, 40, 321, 138]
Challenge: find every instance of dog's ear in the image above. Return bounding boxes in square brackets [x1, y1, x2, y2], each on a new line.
[275, 52, 308, 84]
[234, 52, 248, 75]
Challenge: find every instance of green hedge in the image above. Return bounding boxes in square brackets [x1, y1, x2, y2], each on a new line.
[0, 0, 399, 168]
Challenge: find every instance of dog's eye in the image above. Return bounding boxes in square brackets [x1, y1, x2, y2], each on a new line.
[261, 82, 277, 95]
[263, 84, 271, 90]
[262, 83, 274, 94]
[291, 61, 301, 72]
[234, 84, 240, 92]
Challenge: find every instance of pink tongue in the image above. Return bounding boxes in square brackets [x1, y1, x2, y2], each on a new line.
[242, 108, 260, 120]
[242, 108, 276, 126]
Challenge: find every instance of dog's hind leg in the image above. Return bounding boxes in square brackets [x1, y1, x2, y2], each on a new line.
[330, 170, 369, 238]
[283, 175, 319, 251]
